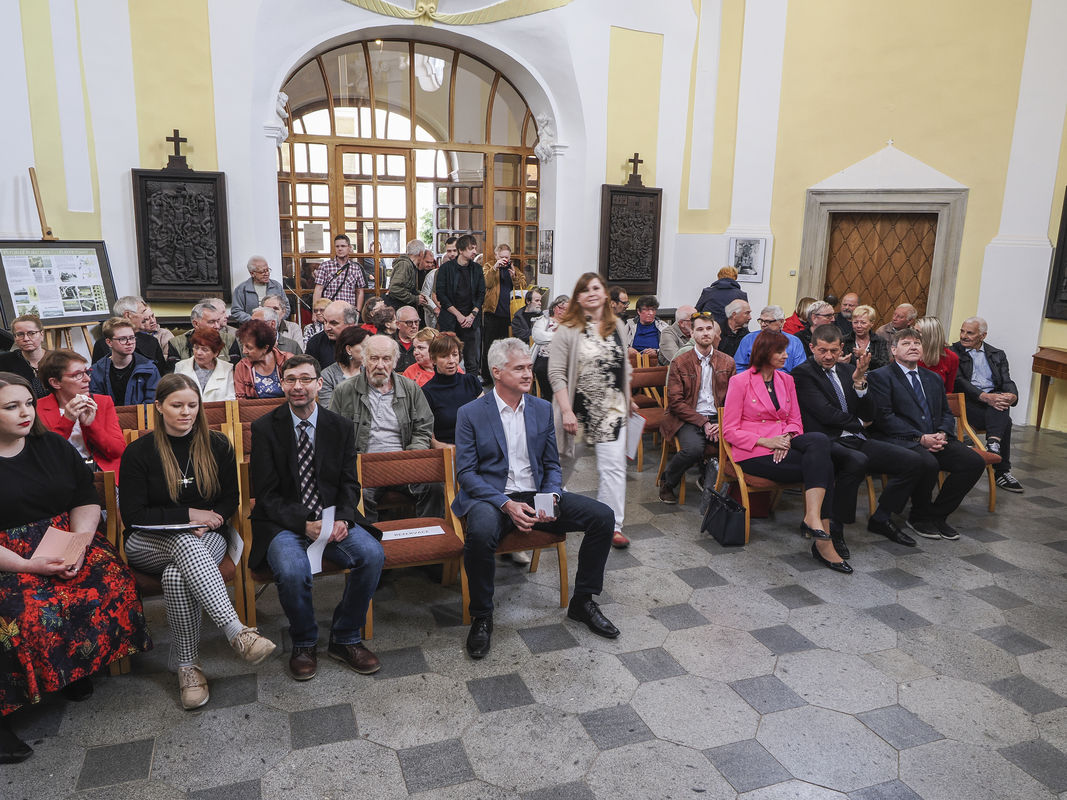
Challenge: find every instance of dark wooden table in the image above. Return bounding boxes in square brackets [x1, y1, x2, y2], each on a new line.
[1032, 346, 1067, 429]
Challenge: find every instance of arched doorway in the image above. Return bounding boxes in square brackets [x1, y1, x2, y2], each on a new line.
[276, 38, 541, 309]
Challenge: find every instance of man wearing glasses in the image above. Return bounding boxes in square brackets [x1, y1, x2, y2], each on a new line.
[393, 306, 422, 372]
[88, 317, 161, 405]
[732, 305, 807, 373]
[231, 256, 289, 324]
[797, 301, 854, 357]
[249, 354, 384, 681]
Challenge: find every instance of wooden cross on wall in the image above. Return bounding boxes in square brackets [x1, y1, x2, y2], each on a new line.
[165, 128, 190, 171]
[627, 152, 644, 187]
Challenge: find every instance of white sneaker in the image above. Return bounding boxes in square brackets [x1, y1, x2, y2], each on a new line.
[229, 627, 277, 665]
[178, 665, 209, 710]
[510, 550, 532, 566]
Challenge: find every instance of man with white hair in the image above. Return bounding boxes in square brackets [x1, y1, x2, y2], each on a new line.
[797, 300, 853, 356]
[951, 317, 1023, 492]
[657, 305, 697, 365]
[167, 299, 242, 363]
[385, 239, 425, 311]
[329, 334, 442, 521]
[732, 305, 807, 373]
[231, 256, 289, 324]
[260, 295, 302, 345]
[252, 306, 303, 355]
[718, 299, 751, 358]
[91, 295, 168, 375]
[875, 303, 918, 340]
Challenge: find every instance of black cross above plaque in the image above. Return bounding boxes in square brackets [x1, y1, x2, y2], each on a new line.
[627, 152, 644, 187]
[165, 129, 190, 171]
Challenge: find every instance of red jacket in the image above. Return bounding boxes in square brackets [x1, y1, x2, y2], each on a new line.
[37, 393, 126, 478]
[920, 348, 959, 394]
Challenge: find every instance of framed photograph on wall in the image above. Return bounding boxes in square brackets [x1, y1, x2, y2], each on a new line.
[0, 240, 118, 328]
[1045, 186, 1067, 320]
[538, 229, 554, 274]
[728, 237, 767, 284]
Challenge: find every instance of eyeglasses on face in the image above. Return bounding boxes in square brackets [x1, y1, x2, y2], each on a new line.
[109, 336, 137, 344]
[398, 318, 420, 325]
[281, 376, 319, 386]
[757, 318, 778, 326]
[63, 369, 91, 380]
[811, 312, 834, 320]
[14, 330, 42, 339]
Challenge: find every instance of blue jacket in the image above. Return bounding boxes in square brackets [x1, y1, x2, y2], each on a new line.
[733, 330, 807, 373]
[230, 277, 289, 324]
[452, 390, 562, 517]
[695, 278, 748, 328]
[89, 352, 161, 405]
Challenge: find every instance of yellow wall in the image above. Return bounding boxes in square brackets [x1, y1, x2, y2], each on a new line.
[768, 0, 1030, 331]
[605, 27, 664, 186]
[19, 0, 101, 240]
[129, 0, 218, 172]
[1033, 110, 1067, 428]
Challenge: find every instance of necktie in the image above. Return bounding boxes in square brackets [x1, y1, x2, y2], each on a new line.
[297, 421, 322, 516]
[907, 371, 932, 431]
[825, 368, 848, 412]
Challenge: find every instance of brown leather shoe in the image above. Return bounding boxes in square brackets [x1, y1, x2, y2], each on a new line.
[327, 641, 381, 674]
[289, 646, 318, 681]
[659, 483, 678, 505]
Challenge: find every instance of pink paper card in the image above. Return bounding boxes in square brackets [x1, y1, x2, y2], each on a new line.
[31, 527, 94, 567]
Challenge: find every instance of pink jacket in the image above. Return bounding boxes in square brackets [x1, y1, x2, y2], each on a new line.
[723, 368, 804, 461]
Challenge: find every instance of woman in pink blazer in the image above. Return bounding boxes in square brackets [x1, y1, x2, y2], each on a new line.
[722, 331, 851, 574]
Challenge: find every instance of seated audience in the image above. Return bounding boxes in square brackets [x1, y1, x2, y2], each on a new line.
[723, 331, 850, 573]
[319, 326, 368, 410]
[89, 317, 161, 406]
[231, 256, 289, 324]
[306, 300, 357, 368]
[875, 302, 918, 340]
[454, 338, 620, 659]
[915, 316, 958, 392]
[174, 328, 235, 402]
[659, 314, 733, 503]
[625, 295, 667, 358]
[38, 349, 126, 475]
[530, 294, 568, 397]
[359, 296, 386, 334]
[696, 266, 749, 329]
[792, 325, 924, 553]
[260, 294, 303, 348]
[0, 373, 151, 764]
[402, 328, 439, 387]
[511, 289, 544, 343]
[951, 316, 1023, 493]
[329, 335, 442, 522]
[836, 292, 859, 337]
[234, 319, 291, 399]
[783, 297, 817, 335]
[91, 295, 168, 377]
[303, 297, 330, 345]
[796, 301, 853, 357]
[423, 332, 483, 446]
[719, 299, 751, 358]
[120, 374, 275, 709]
[252, 306, 302, 356]
[167, 300, 242, 364]
[142, 305, 174, 353]
[608, 285, 630, 319]
[848, 304, 890, 371]
[393, 306, 421, 372]
[249, 355, 385, 680]
[868, 328, 985, 540]
[0, 314, 49, 397]
[733, 306, 807, 373]
[658, 305, 696, 365]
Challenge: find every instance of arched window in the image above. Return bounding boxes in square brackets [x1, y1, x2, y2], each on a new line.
[277, 39, 540, 303]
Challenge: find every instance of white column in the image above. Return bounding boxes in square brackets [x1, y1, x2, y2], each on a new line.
[686, 0, 722, 211]
[49, 0, 93, 213]
[977, 0, 1067, 424]
[0, 1, 38, 238]
[725, 0, 788, 314]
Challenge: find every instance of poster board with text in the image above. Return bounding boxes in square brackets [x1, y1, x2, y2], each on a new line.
[0, 241, 118, 328]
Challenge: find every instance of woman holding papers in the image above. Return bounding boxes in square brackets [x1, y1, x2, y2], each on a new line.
[548, 273, 634, 549]
[119, 374, 276, 710]
[0, 372, 150, 764]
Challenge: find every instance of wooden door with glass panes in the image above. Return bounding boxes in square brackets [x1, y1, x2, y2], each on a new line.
[338, 146, 414, 295]
[491, 154, 539, 285]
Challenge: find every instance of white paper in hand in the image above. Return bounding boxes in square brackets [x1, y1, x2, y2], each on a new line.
[306, 506, 334, 575]
[534, 493, 556, 519]
[626, 413, 646, 461]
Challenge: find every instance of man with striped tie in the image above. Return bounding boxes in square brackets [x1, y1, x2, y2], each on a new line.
[248, 354, 384, 681]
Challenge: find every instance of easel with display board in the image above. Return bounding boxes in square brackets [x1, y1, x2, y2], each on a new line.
[0, 169, 119, 352]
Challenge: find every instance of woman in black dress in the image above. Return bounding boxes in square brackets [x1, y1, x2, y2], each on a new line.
[120, 374, 276, 710]
[422, 332, 483, 446]
[0, 372, 150, 764]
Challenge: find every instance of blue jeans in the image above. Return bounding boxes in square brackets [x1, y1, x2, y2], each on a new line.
[463, 491, 614, 618]
[266, 526, 384, 648]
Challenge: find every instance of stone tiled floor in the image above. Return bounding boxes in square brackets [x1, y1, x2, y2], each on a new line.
[6, 425, 1067, 799]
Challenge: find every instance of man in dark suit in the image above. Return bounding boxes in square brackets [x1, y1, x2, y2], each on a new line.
[868, 328, 985, 540]
[249, 354, 384, 680]
[793, 325, 924, 553]
[453, 337, 618, 659]
[951, 317, 1023, 493]
[435, 234, 486, 378]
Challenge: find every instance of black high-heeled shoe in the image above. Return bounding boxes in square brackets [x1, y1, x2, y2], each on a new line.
[0, 717, 32, 764]
[800, 521, 831, 540]
[811, 542, 853, 575]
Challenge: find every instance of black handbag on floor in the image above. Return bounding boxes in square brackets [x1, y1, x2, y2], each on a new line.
[700, 486, 746, 546]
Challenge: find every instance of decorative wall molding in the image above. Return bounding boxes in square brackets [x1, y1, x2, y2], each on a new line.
[339, 0, 572, 26]
[797, 188, 969, 328]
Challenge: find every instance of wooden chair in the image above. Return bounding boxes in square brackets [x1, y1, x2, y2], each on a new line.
[234, 397, 287, 423]
[655, 436, 687, 505]
[93, 471, 130, 677]
[945, 392, 999, 512]
[630, 366, 668, 471]
[202, 400, 232, 427]
[114, 404, 142, 436]
[713, 406, 803, 544]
